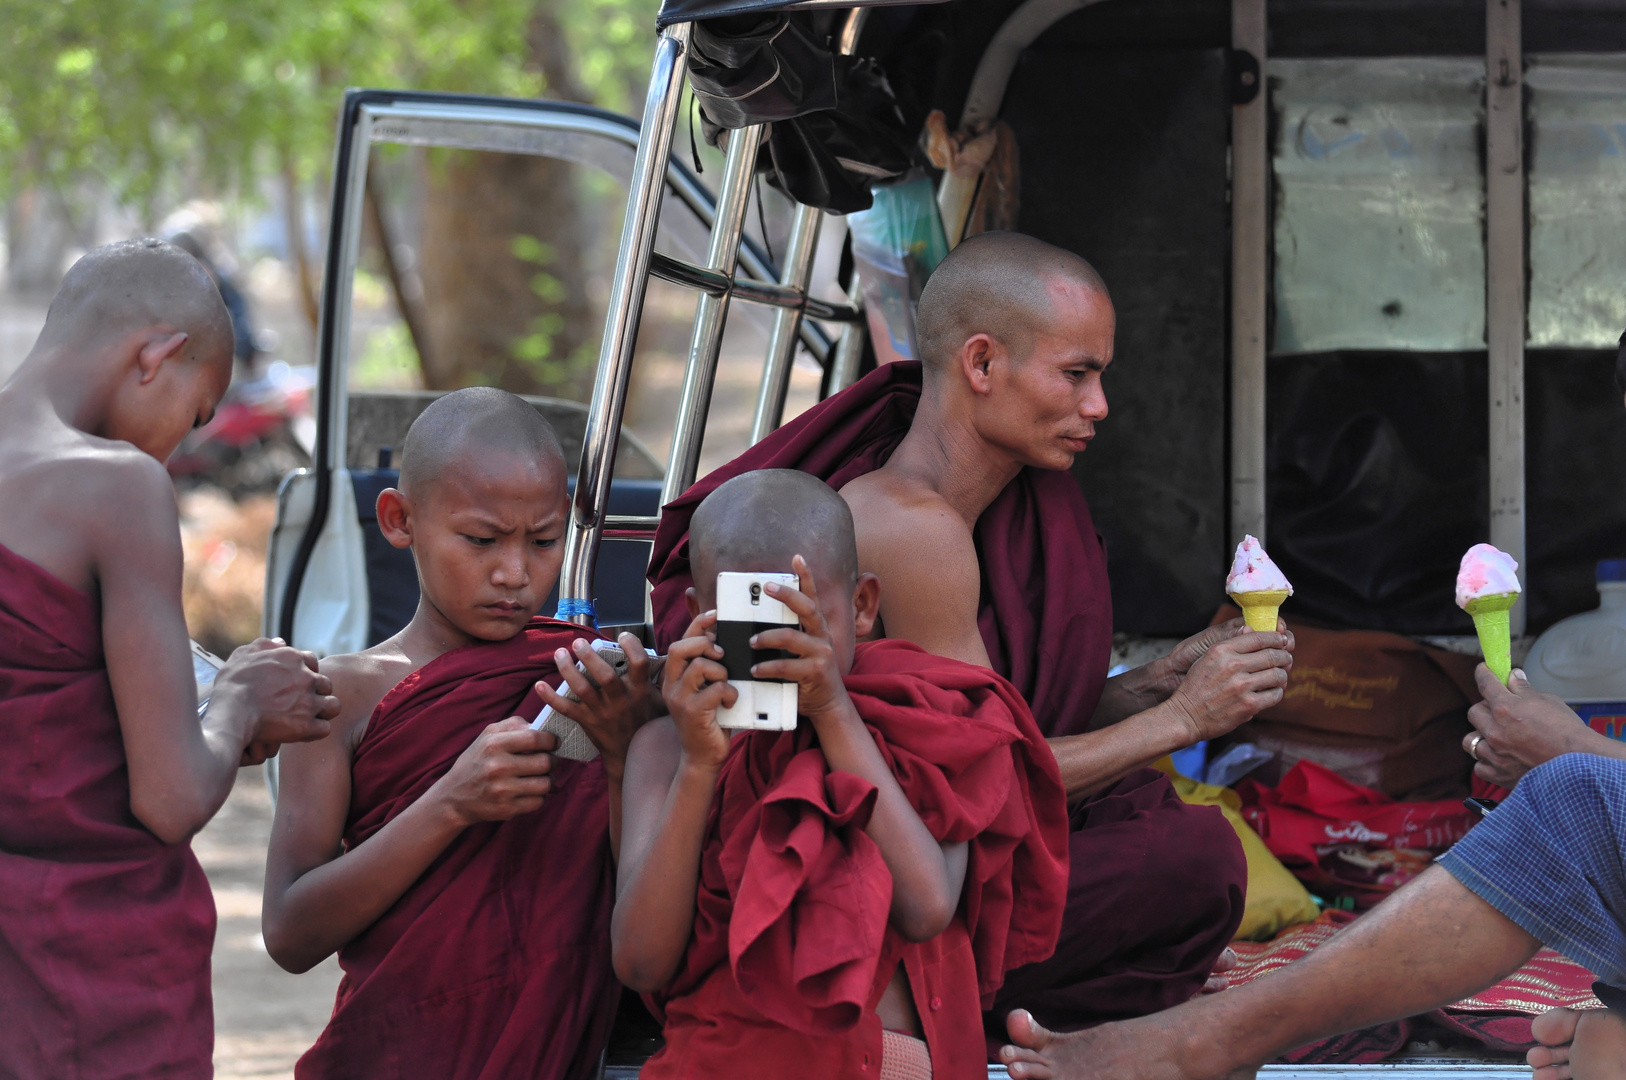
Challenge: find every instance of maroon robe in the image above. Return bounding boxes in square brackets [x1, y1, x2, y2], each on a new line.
[647, 362, 1246, 1029]
[296, 617, 619, 1080]
[645, 640, 1070, 1080]
[0, 542, 215, 1079]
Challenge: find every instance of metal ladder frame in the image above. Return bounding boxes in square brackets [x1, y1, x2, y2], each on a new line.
[559, 11, 870, 627]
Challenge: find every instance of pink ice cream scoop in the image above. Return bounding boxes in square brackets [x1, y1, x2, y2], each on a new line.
[1455, 543, 1521, 610]
[1226, 535, 1293, 595]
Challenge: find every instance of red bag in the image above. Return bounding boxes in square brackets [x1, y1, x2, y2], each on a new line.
[1238, 761, 1475, 908]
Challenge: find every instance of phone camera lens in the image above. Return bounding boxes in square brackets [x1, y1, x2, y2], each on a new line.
[749, 583, 761, 604]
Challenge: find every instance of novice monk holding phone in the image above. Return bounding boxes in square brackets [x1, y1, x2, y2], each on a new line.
[615, 469, 1069, 1079]
[0, 239, 339, 1079]
[262, 388, 659, 1080]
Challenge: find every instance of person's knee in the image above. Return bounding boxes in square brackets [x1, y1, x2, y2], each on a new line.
[1150, 804, 1247, 913]
[1519, 753, 1623, 814]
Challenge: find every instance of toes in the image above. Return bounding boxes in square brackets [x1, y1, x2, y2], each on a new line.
[1533, 1006, 1582, 1047]
[1213, 946, 1240, 973]
[1007, 1060, 1057, 1080]
[1005, 1008, 1054, 1051]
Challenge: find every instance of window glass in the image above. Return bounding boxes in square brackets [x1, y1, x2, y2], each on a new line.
[1270, 58, 1486, 356]
[1527, 55, 1626, 348]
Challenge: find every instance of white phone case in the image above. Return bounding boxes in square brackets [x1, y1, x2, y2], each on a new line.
[715, 571, 800, 731]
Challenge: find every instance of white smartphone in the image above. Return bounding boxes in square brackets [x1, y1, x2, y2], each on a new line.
[191, 640, 226, 718]
[531, 638, 658, 762]
[714, 571, 800, 731]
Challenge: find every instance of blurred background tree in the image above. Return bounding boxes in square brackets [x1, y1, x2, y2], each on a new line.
[0, 0, 661, 395]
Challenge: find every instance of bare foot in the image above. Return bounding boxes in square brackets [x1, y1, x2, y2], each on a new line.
[1204, 947, 1240, 994]
[1530, 1006, 1626, 1080]
[999, 1008, 1232, 1080]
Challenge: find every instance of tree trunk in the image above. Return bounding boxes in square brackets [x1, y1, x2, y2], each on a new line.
[415, 151, 594, 396]
[412, 1, 597, 397]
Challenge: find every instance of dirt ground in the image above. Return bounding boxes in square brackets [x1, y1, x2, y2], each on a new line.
[194, 767, 342, 1080]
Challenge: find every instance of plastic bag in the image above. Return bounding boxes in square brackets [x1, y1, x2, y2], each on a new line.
[846, 173, 949, 363]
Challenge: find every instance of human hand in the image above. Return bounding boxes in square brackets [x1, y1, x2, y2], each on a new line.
[213, 638, 339, 752]
[749, 555, 855, 730]
[1138, 618, 1283, 702]
[431, 717, 558, 826]
[1165, 631, 1294, 743]
[1465, 666, 1587, 789]
[537, 633, 665, 778]
[661, 611, 734, 771]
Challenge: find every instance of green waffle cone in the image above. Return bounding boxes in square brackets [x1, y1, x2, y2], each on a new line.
[1464, 592, 1517, 683]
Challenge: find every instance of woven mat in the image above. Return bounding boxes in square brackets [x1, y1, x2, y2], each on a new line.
[1228, 911, 1602, 1063]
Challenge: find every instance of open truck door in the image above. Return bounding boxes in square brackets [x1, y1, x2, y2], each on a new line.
[264, 88, 848, 662]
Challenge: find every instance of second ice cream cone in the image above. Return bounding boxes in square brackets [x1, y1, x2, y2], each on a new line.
[1231, 589, 1291, 632]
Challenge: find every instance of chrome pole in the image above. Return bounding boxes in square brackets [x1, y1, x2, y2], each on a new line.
[748, 204, 823, 444]
[659, 121, 768, 506]
[827, 278, 867, 395]
[561, 23, 691, 621]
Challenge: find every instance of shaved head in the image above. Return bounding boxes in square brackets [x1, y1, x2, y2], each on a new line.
[39, 238, 233, 365]
[915, 231, 1109, 384]
[400, 387, 566, 497]
[691, 469, 858, 589]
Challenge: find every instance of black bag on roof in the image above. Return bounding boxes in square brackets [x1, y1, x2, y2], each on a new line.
[685, 11, 915, 213]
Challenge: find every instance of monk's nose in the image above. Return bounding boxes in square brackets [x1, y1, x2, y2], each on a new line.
[492, 545, 528, 587]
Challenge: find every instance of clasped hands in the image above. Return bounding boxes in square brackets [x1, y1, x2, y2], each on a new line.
[1106, 617, 1296, 744]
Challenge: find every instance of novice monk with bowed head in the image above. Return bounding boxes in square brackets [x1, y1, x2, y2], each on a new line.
[262, 388, 659, 1080]
[616, 469, 1070, 1079]
[0, 239, 338, 1079]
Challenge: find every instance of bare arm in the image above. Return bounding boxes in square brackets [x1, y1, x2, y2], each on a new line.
[96, 456, 335, 843]
[754, 559, 968, 942]
[262, 671, 559, 974]
[612, 619, 734, 992]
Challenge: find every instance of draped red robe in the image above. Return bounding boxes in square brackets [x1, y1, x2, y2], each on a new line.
[647, 362, 1246, 1028]
[644, 640, 1070, 1080]
[0, 542, 215, 1080]
[296, 617, 619, 1080]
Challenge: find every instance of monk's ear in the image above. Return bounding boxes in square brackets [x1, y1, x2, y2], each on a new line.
[135, 331, 189, 385]
[960, 334, 998, 396]
[851, 573, 882, 639]
[376, 488, 413, 549]
[684, 586, 700, 620]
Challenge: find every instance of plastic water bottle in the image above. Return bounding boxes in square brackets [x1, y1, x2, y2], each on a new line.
[1523, 560, 1626, 739]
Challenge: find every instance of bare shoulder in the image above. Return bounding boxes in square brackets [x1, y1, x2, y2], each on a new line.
[840, 470, 978, 576]
[319, 643, 420, 752]
[0, 436, 178, 592]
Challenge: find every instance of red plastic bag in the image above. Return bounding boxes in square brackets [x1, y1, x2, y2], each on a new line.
[1238, 760, 1475, 907]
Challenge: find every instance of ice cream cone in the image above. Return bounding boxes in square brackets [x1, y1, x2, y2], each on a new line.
[1229, 589, 1291, 632]
[1465, 592, 1518, 683]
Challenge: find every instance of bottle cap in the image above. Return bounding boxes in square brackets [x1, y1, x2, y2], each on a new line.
[1597, 559, 1626, 583]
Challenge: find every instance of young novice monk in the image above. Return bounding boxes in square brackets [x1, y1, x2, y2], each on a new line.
[0, 239, 338, 1079]
[262, 387, 657, 1080]
[615, 469, 1070, 1079]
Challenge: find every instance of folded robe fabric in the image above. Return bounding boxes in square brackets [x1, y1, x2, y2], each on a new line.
[647, 360, 1248, 1024]
[0, 542, 216, 1080]
[647, 360, 1112, 740]
[644, 640, 1070, 1080]
[296, 617, 619, 1080]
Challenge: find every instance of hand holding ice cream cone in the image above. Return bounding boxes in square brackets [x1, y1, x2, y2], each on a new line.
[1226, 535, 1293, 632]
[1457, 543, 1521, 684]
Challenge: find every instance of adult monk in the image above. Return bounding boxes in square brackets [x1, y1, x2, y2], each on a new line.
[0, 239, 338, 1079]
[648, 231, 1296, 1034]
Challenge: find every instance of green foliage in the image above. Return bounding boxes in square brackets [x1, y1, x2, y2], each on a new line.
[0, 0, 661, 212]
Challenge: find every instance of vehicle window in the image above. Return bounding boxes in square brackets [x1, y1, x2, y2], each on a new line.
[1269, 58, 1486, 356]
[1527, 54, 1626, 348]
[348, 140, 825, 478]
